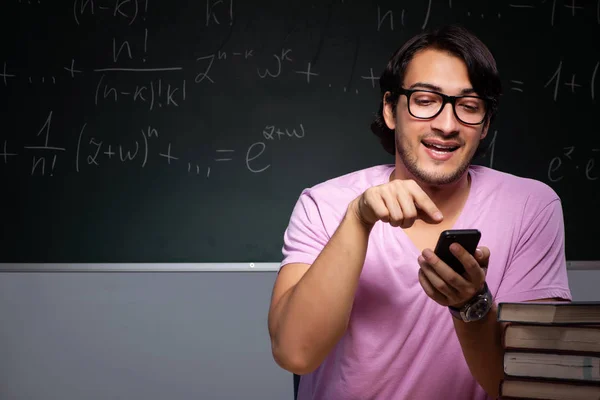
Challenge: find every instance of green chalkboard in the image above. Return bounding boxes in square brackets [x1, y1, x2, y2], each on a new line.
[1, 0, 598, 262]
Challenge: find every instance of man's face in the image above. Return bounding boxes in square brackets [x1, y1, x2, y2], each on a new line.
[383, 48, 489, 186]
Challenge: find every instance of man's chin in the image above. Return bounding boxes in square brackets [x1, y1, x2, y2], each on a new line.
[410, 165, 468, 186]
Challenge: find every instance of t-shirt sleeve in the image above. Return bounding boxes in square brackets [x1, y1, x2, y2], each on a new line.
[494, 198, 572, 303]
[279, 190, 330, 270]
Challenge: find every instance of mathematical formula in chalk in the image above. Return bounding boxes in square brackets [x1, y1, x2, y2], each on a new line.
[0, 111, 309, 178]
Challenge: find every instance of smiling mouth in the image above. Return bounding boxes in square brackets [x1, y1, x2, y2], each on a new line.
[422, 142, 460, 153]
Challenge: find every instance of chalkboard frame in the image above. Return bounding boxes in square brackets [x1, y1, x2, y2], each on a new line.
[0, 261, 598, 272]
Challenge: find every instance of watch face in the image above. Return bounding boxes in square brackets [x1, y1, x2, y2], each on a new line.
[466, 297, 491, 320]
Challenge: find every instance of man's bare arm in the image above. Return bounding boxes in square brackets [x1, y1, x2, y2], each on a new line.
[268, 208, 371, 374]
[453, 297, 568, 397]
[268, 181, 443, 375]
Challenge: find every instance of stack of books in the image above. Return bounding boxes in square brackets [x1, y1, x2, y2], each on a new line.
[497, 301, 600, 399]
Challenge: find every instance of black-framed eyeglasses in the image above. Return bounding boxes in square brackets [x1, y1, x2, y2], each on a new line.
[398, 88, 489, 125]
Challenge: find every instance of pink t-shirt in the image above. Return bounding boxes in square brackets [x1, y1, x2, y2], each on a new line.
[280, 164, 572, 400]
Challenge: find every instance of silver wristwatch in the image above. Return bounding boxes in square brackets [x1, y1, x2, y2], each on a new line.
[448, 282, 493, 322]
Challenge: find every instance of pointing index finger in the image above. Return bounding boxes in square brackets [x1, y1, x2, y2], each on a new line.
[410, 185, 443, 222]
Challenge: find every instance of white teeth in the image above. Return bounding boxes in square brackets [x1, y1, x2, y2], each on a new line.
[426, 143, 455, 151]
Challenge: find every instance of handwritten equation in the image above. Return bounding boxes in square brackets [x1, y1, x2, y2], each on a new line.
[2, 0, 599, 104]
[71, 0, 234, 26]
[375, 0, 600, 32]
[2, 53, 598, 107]
[10, 0, 600, 31]
[44, 0, 595, 31]
[2, 0, 598, 186]
[94, 74, 187, 110]
[0, 111, 306, 177]
[548, 146, 599, 182]
[507, 0, 600, 26]
[542, 60, 600, 102]
[73, 0, 150, 26]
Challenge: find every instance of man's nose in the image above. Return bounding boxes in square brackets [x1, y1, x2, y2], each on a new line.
[431, 103, 460, 135]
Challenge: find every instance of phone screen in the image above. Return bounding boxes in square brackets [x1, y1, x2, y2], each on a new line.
[434, 229, 481, 275]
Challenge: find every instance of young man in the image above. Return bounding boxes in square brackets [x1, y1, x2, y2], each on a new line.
[267, 25, 572, 399]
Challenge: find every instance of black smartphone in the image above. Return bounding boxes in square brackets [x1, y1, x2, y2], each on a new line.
[434, 229, 481, 275]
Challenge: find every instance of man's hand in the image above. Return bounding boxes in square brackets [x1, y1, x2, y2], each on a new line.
[349, 179, 444, 229]
[418, 244, 490, 308]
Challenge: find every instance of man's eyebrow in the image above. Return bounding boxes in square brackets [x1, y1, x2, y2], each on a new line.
[408, 82, 442, 91]
[459, 88, 477, 95]
[407, 82, 477, 95]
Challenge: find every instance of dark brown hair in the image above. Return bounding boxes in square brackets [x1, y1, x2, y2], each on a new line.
[370, 24, 502, 157]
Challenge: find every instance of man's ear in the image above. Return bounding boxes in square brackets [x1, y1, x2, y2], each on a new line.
[382, 91, 396, 130]
[480, 119, 490, 140]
